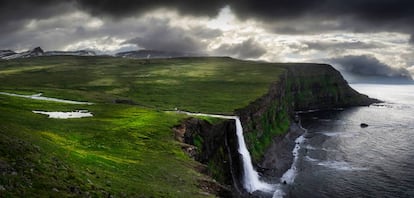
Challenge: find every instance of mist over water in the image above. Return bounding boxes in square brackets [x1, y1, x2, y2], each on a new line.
[286, 84, 414, 197]
[351, 84, 414, 105]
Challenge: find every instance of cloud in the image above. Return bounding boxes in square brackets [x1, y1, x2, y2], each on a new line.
[228, 1, 414, 32]
[0, 1, 75, 33]
[71, 0, 414, 36]
[2, 0, 414, 38]
[75, 0, 226, 18]
[330, 55, 412, 79]
[407, 66, 414, 76]
[122, 18, 221, 53]
[211, 38, 266, 59]
[305, 41, 380, 51]
[0, 10, 108, 51]
[0, 4, 223, 53]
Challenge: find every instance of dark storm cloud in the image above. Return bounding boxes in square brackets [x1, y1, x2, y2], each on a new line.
[305, 41, 381, 51]
[226, 0, 414, 27]
[80, 0, 414, 22]
[2, 0, 414, 54]
[331, 55, 412, 79]
[74, 0, 226, 18]
[0, 1, 65, 19]
[0, 1, 74, 31]
[72, 0, 414, 34]
[2, 0, 414, 37]
[213, 38, 266, 59]
[122, 19, 218, 52]
[0, 0, 78, 49]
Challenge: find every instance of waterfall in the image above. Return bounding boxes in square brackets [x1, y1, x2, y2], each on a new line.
[173, 111, 274, 193]
[234, 117, 274, 193]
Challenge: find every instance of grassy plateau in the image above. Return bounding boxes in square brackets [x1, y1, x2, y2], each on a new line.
[0, 56, 286, 197]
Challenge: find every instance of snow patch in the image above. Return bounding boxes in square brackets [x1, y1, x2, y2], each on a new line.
[33, 110, 93, 119]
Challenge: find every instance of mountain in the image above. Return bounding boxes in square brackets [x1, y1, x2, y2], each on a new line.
[115, 49, 202, 59]
[0, 48, 202, 60]
[0, 50, 17, 58]
[0, 47, 97, 60]
[2, 47, 44, 60]
[44, 50, 96, 56]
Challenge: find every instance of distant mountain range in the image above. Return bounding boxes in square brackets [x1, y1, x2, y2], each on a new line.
[0, 47, 203, 60]
[0, 47, 96, 60]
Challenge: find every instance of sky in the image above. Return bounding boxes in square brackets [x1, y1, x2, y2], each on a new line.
[1, 0, 414, 81]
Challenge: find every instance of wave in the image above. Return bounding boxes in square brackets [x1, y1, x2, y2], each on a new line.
[304, 156, 368, 171]
[317, 160, 369, 171]
[305, 156, 319, 162]
[316, 131, 355, 138]
[305, 145, 318, 150]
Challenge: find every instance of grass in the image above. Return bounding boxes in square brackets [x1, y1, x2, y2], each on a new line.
[0, 56, 285, 114]
[0, 56, 287, 197]
[0, 94, 211, 197]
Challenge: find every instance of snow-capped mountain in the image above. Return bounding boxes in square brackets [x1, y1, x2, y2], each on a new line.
[0, 47, 96, 60]
[0, 47, 201, 60]
[2, 47, 44, 60]
[0, 50, 17, 58]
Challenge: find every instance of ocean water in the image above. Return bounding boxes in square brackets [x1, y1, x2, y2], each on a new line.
[285, 84, 414, 198]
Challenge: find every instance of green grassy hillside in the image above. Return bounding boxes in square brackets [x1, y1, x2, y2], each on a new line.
[0, 56, 286, 197]
[0, 56, 285, 114]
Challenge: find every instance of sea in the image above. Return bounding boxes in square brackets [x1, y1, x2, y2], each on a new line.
[283, 83, 414, 198]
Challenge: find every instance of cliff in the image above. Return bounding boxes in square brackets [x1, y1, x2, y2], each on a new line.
[176, 63, 377, 196]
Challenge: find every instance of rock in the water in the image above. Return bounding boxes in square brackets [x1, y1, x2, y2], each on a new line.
[360, 123, 369, 128]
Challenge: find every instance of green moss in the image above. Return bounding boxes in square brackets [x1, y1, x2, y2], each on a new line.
[193, 135, 204, 151]
[245, 96, 291, 162]
[206, 147, 227, 184]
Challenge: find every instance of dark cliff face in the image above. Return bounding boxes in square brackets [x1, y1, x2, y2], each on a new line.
[173, 118, 244, 196]
[175, 64, 378, 197]
[287, 64, 378, 111]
